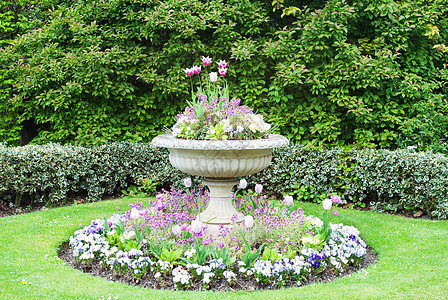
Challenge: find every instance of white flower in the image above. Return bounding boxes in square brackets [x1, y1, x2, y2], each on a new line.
[322, 199, 332, 210]
[172, 224, 182, 236]
[190, 219, 203, 234]
[249, 123, 258, 132]
[209, 72, 218, 82]
[244, 215, 254, 228]
[183, 177, 192, 188]
[239, 179, 247, 189]
[223, 270, 236, 282]
[122, 230, 136, 240]
[284, 195, 294, 206]
[130, 208, 140, 220]
[173, 127, 182, 136]
[203, 272, 214, 284]
[185, 248, 196, 259]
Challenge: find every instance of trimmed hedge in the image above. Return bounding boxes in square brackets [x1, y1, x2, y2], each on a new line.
[1, 142, 447, 219]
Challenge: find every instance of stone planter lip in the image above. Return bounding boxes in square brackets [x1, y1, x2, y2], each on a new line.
[151, 133, 289, 150]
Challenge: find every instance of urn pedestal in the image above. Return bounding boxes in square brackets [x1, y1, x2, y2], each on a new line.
[151, 134, 289, 236]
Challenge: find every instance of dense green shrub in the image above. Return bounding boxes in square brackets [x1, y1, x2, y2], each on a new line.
[0, 0, 59, 144]
[1, 142, 447, 219]
[2, 0, 448, 151]
[0, 142, 196, 206]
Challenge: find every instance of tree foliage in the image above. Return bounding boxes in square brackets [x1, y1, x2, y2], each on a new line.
[2, 0, 448, 151]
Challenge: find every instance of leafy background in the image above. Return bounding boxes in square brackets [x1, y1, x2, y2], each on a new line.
[0, 0, 447, 152]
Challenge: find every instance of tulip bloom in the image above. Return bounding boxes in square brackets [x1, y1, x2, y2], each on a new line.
[217, 60, 227, 69]
[244, 215, 254, 228]
[130, 207, 140, 220]
[239, 178, 247, 189]
[201, 56, 212, 66]
[184, 68, 194, 76]
[331, 195, 342, 203]
[255, 184, 263, 193]
[218, 68, 227, 76]
[172, 224, 182, 236]
[322, 198, 332, 210]
[190, 219, 203, 234]
[184, 177, 192, 187]
[209, 72, 218, 82]
[284, 195, 294, 206]
[192, 65, 201, 74]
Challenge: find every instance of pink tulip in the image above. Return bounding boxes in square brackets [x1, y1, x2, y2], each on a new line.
[192, 65, 201, 74]
[217, 60, 227, 69]
[201, 239, 211, 245]
[184, 68, 194, 76]
[255, 184, 263, 193]
[331, 195, 342, 203]
[201, 56, 212, 66]
[218, 68, 227, 76]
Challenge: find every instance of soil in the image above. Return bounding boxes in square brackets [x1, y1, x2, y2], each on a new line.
[58, 241, 378, 292]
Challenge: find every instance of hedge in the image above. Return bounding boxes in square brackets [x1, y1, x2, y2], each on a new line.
[1, 142, 447, 219]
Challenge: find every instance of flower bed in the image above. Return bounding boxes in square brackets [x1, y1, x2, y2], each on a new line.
[66, 183, 372, 291]
[172, 57, 272, 140]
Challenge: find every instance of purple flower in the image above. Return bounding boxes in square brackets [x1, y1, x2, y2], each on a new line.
[155, 200, 165, 211]
[255, 184, 263, 193]
[201, 239, 211, 245]
[230, 214, 238, 223]
[333, 210, 339, 216]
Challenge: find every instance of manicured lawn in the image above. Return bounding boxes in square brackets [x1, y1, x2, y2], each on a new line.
[1, 197, 447, 299]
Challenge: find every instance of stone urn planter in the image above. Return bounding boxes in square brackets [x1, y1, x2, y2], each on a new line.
[151, 133, 289, 235]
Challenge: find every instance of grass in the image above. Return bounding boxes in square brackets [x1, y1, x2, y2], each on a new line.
[0, 197, 447, 300]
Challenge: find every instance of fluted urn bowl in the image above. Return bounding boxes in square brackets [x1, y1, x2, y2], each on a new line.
[151, 134, 289, 234]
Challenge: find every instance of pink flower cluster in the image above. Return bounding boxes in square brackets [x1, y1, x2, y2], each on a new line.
[184, 56, 228, 77]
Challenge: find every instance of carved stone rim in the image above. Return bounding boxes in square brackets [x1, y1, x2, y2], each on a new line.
[151, 134, 289, 150]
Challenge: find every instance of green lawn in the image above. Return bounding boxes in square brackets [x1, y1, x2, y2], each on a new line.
[1, 197, 447, 300]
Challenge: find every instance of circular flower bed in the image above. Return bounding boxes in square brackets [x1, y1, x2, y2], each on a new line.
[64, 182, 374, 291]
